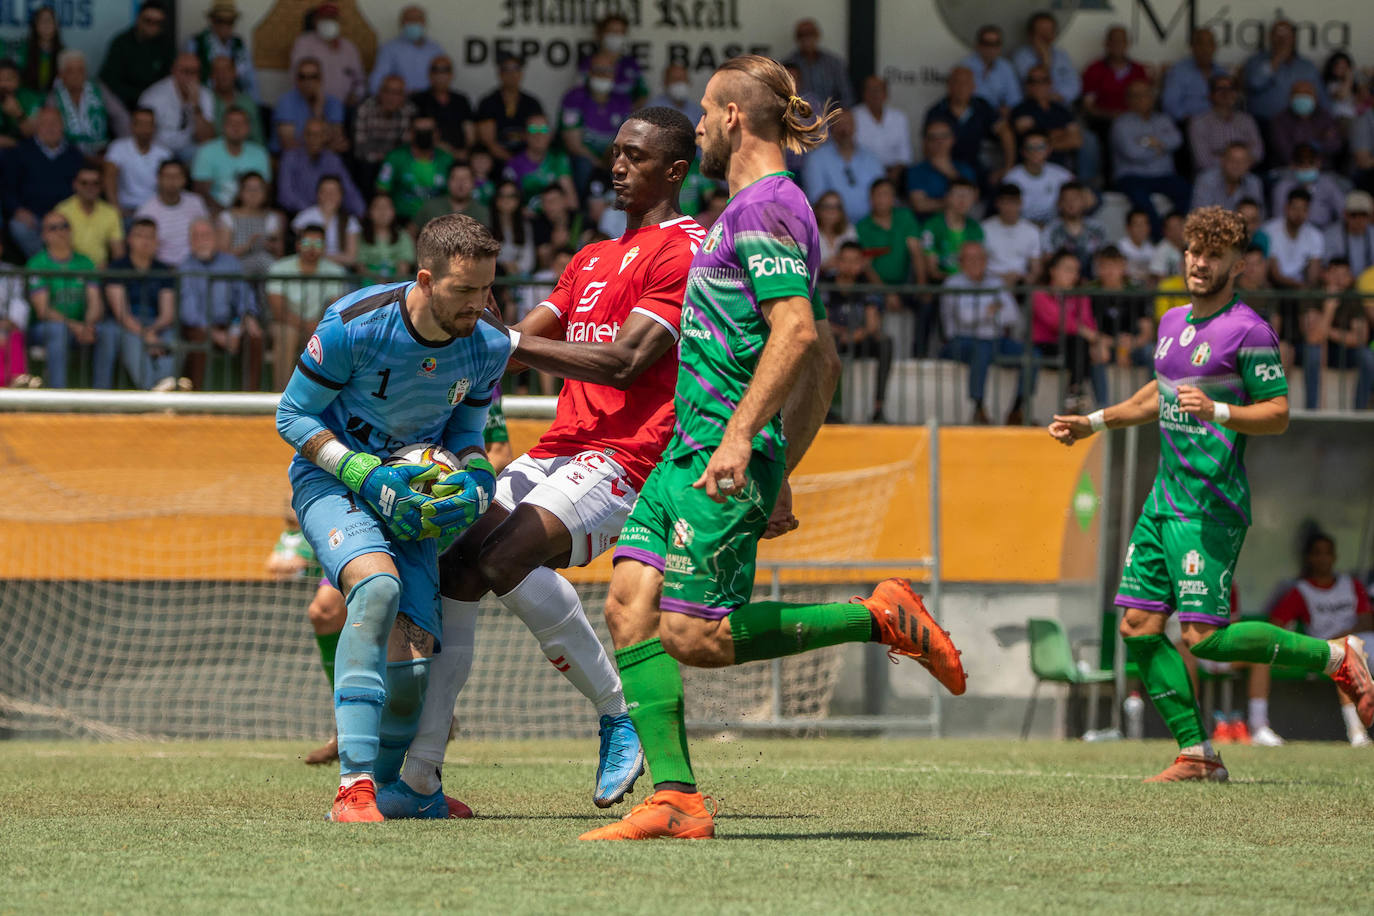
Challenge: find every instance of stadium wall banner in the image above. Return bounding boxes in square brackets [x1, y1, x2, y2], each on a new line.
[0, 415, 1099, 584]
[879, 0, 1365, 130]
[230, 0, 850, 109]
[0, 2, 137, 69]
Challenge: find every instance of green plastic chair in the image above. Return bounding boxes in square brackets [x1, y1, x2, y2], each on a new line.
[1022, 617, 1115, 739]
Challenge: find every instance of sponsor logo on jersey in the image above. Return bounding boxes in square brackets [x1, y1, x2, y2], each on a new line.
[420, 357, 437, 375]
[1183, 549, 1204, 576]
[619, 245, 641, 274]
[1158, 398, 1197, 428]
[1178, 580, 1210, 597]
[306, 334, 323, 363]
[1125, 543, 1136, 567]
[574, 281, 607, 313]
[448, 378, 470, 405]
[703, 223, 723, 253]
[328, 528, 343, 549]
[747, 253, 808, 278]
[1180, 325, 1196, 347]
[1254, 362, 1284, 382]
[1190, 342, 1211, 367]
[583, 256, 600, 271]
[567, 320, 620, 342]
[672, 518, 694, 548]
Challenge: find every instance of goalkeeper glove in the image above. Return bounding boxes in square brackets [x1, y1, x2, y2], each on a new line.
[425, 456, 497, 537]
[335, 451, 441, 541]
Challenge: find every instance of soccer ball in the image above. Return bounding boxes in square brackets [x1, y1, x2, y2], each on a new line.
[385, 443, 461, 495]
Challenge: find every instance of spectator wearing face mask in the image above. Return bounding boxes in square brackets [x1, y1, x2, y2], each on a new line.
[1270, 143, 1346, 229]
[559, 51, 634, 196]
[578, 14, 647, 101]
[645, 63, 703, 129]
[1268, 80, 1342, 168]
[369, 5, 447, 94]
[376, 114, 453, 225]
[289, 2, 365, 106]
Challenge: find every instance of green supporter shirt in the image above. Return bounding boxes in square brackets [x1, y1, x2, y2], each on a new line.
[1147, 296, 1289, 528]
[664, 172, 824, 465]
[855, 207, 922, 284]
[356, 231, 416, 281]
[921, 213, 985, 276]
[0, 88, 44, 141]
[377, 148, 455, 222]
[26, 250, 96, 321]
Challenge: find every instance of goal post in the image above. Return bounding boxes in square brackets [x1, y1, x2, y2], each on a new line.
[0, 391, 941, 742]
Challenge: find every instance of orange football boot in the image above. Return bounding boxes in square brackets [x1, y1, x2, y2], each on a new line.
[1330, 636, 1374, 728]
[1144, 754, 1229, 783]
[856, 578, 966, 695]
[327, 778, 385, 822]
[579, 789, 715, 841]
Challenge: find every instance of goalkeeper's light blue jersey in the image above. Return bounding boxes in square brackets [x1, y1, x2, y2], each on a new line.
[280, 281, 509, 480]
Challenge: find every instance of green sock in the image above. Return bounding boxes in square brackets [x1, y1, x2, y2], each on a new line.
[315, 630, 340, 690]
[1123, 634, 1207, 749]
[616, 638, 695, 787]
[1190, 621, 1332, 671]
[729, 600, 874, 664]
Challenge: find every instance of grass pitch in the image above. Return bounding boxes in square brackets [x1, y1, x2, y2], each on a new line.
[1, 737, 1370, 915]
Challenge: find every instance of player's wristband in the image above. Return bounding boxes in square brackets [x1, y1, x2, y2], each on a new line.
[507, 328, 522, 352]
[1212, 401, 1232, 426]
[1088, 409, 1108, 433]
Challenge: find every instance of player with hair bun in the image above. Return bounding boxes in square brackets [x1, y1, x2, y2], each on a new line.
[579, 56, 967, 842]
[1051, 206, 1374, 781]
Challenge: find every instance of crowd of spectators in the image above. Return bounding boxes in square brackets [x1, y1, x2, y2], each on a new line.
[0, 5, 1371, 420]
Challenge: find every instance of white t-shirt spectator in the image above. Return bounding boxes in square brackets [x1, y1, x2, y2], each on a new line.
[135, 192, 210, 265]
[291, 207, 361, 258]
[940, 272, 1021, 340]
[981, 216, 1042, 282]
[105, 137, 174, 211]
[853, 105, 912, 170]
[1002, 162, 1074, 225]
[1118, 237, 1158, 286]
[1262, 217, 1324, 284]
[138, 77, 215, 158]
[1149, 240, 1183, 279]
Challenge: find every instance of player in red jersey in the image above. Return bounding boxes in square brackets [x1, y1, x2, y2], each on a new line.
[378, 108, 705, 818]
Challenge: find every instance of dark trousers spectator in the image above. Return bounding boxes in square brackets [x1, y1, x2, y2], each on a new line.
[835, 334, 894, 423]
[1036, 336, 1110, 406]
[1303, 342, 1374, 409]
[1115, 174, 1191, 236]
[941, 335, 1028, 422]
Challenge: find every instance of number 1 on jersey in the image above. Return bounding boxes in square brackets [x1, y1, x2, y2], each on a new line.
[372, 368, 391, 400]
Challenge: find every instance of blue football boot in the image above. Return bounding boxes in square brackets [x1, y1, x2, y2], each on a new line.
[375, 779, 451, 820]
[593, 713, 645, 808]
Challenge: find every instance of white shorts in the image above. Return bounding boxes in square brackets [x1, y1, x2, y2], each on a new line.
[494, 449, 638, 567]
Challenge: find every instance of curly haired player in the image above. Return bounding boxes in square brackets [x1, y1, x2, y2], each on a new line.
[1050, 206, 1374, 781]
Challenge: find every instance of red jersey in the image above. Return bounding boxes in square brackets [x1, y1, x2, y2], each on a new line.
[1270, 574, 1370, 640]
[527, 215, 704, 488]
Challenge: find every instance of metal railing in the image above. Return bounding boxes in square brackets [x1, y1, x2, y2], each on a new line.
[5, 266, 1370, 419]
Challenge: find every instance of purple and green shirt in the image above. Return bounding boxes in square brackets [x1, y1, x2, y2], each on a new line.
[1147, 297, 1288, 528]
[664, 172, 824, 464]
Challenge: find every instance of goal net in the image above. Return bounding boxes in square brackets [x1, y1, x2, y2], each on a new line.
[0, 397, 930, 742]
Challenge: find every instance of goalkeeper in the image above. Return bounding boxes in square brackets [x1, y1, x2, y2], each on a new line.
[276, 214, 510, 822]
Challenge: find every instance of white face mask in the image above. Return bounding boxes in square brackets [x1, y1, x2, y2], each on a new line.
[589, 76, 615, 96]
[317, 19, 340, 41]
[603, 33, 627, 54]
[666, 81, 691, 103]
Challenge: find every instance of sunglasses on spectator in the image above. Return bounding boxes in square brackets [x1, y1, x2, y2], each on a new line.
[1024, 142, 1048, 151]
[431, 65, 452, 73]
[497, 191, 521, 199]
[44, 221, 71, 232]
[76, 178, 100, 186]
[528, 124, 550, 134]
[1027, 76, 1049, 84]
[926, 131, 952, 140]
[299, 239, 325, 250]
[141, 14, 166, 26]
[212, 16, 236, 26]
[297, 71, 321, 81]
[978, 37, 1001, 46]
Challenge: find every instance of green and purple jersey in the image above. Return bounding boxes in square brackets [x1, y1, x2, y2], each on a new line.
[663, 172, 823, 464]
[1146, 297, 1288, 528]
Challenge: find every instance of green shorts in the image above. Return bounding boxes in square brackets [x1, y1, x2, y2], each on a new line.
[1115, 514, 1246, 626]
[483, 399, 509, 444]
[613, 449, 784, 620]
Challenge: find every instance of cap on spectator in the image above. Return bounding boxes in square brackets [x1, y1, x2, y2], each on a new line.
[316, 2, 340, 17]
[207, 0, 238, 17]
[1345, 190, 1374, 214]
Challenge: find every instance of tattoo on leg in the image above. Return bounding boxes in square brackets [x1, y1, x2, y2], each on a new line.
[395, 612, 435, 656]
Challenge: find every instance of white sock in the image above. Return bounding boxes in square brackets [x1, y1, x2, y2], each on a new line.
[1248, 697, 1269, 730]
[340, 772, 371, 789]
[1324, 640, 1346, 676]
[1341, 702, 1365, 738]
[498, 566, 627, 717]
[1180, 741, 1216, 759]
[401, 598, 479, 795]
